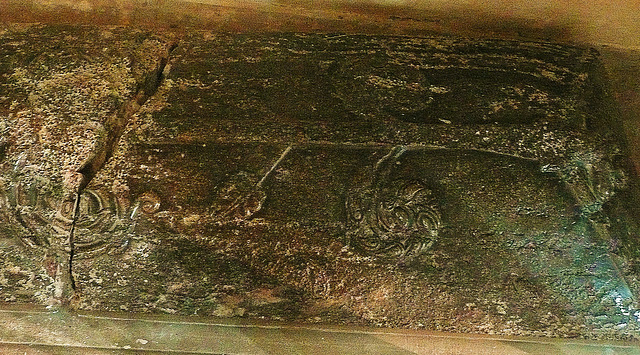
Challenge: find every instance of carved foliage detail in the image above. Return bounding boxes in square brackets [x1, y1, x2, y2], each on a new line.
[346, 179, 441, 257]
[345, 146, 441, 257]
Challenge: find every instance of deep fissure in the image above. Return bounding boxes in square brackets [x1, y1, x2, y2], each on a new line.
[65, 42, 178, 295]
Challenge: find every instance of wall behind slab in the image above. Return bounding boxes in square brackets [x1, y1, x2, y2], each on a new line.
[1, 0, 638, 48]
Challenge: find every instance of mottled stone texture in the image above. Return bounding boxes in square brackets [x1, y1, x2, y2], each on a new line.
[0, 24, 173, 303]
[1, 26, 639, 339]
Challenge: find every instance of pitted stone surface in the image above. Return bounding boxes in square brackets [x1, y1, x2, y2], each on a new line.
[0, 24, 173, 303]
[1, 26, 639, 340]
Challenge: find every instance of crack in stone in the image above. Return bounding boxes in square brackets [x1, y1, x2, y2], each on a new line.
[64, 42, 178, 297]
[67, 191, 82, 291]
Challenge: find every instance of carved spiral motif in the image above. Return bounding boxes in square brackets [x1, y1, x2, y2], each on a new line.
[346, 179, 441, 257]
[9, 177, 131, 258]
[72, 189, 130, 258]
[139, 191, 161, 214]
[9, 176, 71, 248]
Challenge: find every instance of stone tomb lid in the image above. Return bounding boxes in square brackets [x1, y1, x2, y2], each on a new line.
[1, 27, 638, 339]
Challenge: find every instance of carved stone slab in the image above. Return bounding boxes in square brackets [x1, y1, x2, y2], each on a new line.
[1, 28, 639, 339]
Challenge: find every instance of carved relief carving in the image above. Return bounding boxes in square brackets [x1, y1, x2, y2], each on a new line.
[346, 179, 441, 257]
[213, 178, 266, 221]
[345, 146, 441, 257]
[138, 191, 161, 215]
[8, 176, 131, 258]
[212, 145, 291, 222]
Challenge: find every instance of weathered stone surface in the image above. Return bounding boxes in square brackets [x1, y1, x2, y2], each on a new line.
[0, 24, 173, 303]
[1, 27, 639, 339]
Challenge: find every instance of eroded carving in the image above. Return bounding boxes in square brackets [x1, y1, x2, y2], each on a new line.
[138, 191, 161, 215]
[73, 189, 130, 258]
[213, 177, 266, 221]
[212, 145, 291, 222]
[8, 176, 131, 258]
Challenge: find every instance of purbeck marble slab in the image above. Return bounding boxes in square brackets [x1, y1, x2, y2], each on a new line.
[1, 27, 639, 339]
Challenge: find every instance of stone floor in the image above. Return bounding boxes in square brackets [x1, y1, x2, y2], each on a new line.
[0, 304, 638, 354]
